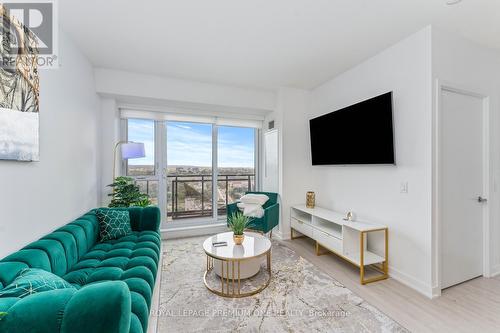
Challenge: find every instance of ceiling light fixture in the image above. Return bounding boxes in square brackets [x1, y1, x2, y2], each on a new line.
[446, 0, 462, 5]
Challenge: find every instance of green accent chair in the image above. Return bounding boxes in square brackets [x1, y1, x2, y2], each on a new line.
[227, 191, 279, 236]
[0, 206, 161, 333]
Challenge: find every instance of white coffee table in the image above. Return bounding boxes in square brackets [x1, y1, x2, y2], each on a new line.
[203, 232, 272, 297]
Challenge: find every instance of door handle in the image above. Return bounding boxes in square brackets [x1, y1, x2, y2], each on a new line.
[477, 196, 488, 203]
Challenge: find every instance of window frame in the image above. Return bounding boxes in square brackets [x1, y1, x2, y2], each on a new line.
[122, 118, 260, 229]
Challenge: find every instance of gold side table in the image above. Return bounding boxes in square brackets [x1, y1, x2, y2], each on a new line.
[203, 232, 272, 298]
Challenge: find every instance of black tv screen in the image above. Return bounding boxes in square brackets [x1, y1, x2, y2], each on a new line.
[309, 92, 395, 165]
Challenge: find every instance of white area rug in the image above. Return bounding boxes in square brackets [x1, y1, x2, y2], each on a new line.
[157, 236, 408, 333]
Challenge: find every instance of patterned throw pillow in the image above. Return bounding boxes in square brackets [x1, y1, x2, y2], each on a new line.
[96, 208, 132, 241]
[0, 268, 75, 298]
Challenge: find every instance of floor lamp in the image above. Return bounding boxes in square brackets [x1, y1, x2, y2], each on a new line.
[113, 141, 146, 180]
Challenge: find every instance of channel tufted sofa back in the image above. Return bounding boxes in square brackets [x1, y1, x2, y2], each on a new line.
[0, 210, 100, 284]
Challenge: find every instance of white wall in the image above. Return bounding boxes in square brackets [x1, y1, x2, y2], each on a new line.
[0, 31, 100, 258]
[99, 98, 120, 204]
[262, 89, 306, 238]
[282, 27, 434, 296]
[94, 68, 276, 112]
[431, 28, 500, 292]
[273, 88, 312, 239]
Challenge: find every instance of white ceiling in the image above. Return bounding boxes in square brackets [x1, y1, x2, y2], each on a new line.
[60, 0, 500, 90]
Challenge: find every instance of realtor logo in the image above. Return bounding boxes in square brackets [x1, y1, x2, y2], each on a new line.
[0, 0, 58, 68]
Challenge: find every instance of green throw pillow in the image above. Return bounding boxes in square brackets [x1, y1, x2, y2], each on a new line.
[96, 208, 132, 241]
[0, 268, 75, 298]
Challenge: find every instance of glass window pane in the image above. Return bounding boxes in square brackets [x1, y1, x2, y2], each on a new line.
[135, 180, 158, 206]
[166, 122, 213, 221]
[127, 119, 155, 176]
[217, 126, 256, 215]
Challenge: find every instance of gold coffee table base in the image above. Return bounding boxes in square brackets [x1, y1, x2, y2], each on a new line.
[203, 251, 271, 298]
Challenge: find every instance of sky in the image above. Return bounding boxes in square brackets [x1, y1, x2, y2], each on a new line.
[127, 119, 255, 168]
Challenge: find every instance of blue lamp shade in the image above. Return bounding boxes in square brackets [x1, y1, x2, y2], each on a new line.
[121, 142, 145, 159]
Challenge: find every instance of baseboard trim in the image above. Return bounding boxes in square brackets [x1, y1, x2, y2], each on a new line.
[161, 223, 228, 240]
[431, 286, 442, 298]
[270, 228, 284, 240]
[490, 264, 500, 278]
[278, 229, 291, 240]
[388, 265, 434, 299]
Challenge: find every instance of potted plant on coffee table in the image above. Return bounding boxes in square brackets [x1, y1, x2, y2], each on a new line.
[228, 212, 250, 245]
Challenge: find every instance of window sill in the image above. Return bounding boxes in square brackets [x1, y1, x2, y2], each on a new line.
[160, 222, 228, 240]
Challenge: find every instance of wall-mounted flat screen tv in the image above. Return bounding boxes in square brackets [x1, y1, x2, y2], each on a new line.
[309, 92, 395, 165]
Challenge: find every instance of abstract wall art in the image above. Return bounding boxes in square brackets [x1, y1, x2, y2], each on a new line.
[0, 5, 40, 161]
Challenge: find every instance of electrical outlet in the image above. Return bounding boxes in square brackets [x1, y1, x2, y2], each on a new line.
[400, 182, 408, 194]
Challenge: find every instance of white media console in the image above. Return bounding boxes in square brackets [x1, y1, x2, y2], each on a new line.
[290, 204, 388, 284]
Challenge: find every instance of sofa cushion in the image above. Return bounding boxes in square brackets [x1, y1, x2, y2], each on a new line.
[63, 231, 160, 287]
[0, 297, 17, 312]
[42, 231, 79, 273]
[0, 268, 75, 298]
[25, 239, 68, 276]
[72, 213, 100, 250]
[62, 231, 160, 333]
[96, 208, 132, 241]
[56, 224, 89, 260]
[2, 249, 51, 272]
[0, 262, 29, 288]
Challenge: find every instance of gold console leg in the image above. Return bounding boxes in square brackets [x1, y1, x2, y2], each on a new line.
[360, 229, 389, 285]
[315, 241, 330, 256]
[360, 232, 365, 284]
[291, 228, 306, 240]
[384, 228, 389, 275]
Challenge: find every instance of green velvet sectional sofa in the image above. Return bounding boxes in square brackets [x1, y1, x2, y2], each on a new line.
[0, 206, 161, 333]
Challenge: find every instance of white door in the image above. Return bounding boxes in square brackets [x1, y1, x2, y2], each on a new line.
[440, 89, 485, 289]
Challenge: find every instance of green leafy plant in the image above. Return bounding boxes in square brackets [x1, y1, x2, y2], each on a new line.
[107, 176, 151, 208]
[228, 212, 250, 235]
[0, 312, 7, 320]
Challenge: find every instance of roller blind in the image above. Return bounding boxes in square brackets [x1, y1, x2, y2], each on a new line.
[120, 108, 263, 129]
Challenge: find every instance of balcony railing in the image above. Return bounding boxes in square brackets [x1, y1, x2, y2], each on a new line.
[134, 174, 255, 220]
[167, 174, 254, 220]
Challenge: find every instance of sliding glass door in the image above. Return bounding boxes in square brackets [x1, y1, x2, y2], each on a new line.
[125, 118, 258, 229]
[126, 119, 159, 206]
[166, 121, 213, 222]
[217, 126, 256, 215]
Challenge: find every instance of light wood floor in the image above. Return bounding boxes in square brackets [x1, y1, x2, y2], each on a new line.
[281, 237, 500, 333]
